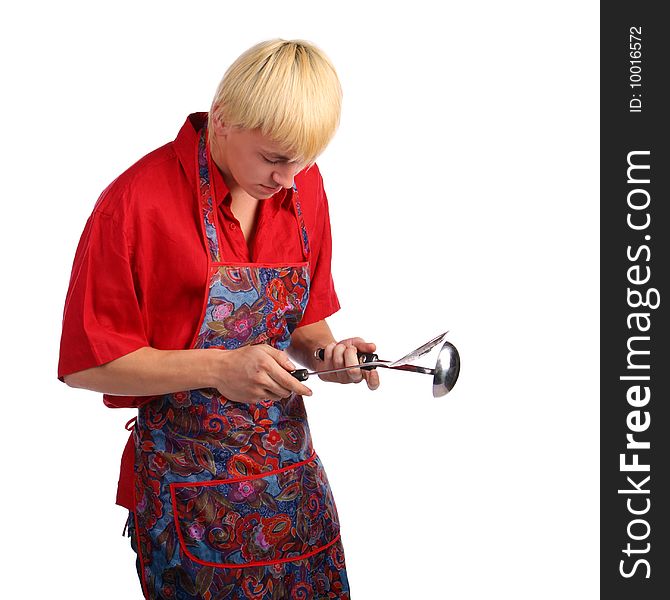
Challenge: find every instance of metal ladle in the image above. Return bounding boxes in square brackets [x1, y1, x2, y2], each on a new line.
[431, 341, 460, 397]
[378, 340, 460, 397]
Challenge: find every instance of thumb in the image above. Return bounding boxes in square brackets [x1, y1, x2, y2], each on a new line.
[349, 338, 376, 353]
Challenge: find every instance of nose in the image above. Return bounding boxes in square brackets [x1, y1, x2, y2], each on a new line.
[272, 165, 298, 189]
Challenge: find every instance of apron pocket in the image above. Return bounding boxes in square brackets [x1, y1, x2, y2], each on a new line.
[169, 453, 341, 568]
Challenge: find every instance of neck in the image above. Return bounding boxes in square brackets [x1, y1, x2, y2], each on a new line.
[209, 135, 241, 196]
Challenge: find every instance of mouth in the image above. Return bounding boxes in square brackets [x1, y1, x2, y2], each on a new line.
[260, 184, 282, 194]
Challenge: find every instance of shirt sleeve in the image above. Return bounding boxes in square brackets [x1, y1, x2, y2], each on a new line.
[298, 165, 341, 327]
[57, 194, 149, 381]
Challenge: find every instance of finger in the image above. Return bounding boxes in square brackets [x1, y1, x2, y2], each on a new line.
[315, 343, 339, 383]
[258, 373, 295, 400]
[322, 342, 337, 366]
[331, 342, 347, 370]
[260, 388, 286, 403]
[363, 369, 380, 390]
[342, 337, 376, 354]
[343, 345, 363, 383]
[258, 344, 296, 371]
[328, 343, 353, 384]
[268, 364, 313, 397]
[251, 352, 308, 397]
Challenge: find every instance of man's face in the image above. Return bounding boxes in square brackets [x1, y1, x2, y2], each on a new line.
[211, 124, 306, 200]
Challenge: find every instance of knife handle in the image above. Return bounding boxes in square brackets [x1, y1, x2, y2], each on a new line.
[290, 369, 309, 381]
[315, 349, 379, 370]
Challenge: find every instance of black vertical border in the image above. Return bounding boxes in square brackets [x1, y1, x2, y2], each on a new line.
[601, 2, 670, 596]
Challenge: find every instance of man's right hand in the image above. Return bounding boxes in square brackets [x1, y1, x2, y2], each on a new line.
[211, 344, 312, 403]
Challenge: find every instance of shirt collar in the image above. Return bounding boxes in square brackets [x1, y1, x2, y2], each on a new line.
[173, 112, 207, 194]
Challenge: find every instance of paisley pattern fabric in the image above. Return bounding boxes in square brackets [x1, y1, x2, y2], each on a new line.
[195, 266, 309, 351]
[130, 127, 349, 599]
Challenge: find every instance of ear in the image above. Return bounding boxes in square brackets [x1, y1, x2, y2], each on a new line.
[210, 109, 231, 137]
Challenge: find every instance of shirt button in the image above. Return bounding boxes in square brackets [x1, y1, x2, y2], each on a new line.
[229, 223, 236, 230]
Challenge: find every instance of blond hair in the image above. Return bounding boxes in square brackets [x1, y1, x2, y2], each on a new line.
[209, 39, 342, 165]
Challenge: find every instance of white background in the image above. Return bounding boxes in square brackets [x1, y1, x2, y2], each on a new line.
[1, 1, 599, 598]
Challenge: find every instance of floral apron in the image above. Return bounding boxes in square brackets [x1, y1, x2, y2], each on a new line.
[128, 128, 350, 600]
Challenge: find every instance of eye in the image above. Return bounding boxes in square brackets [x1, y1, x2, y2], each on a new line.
[261, 155, 280, 165]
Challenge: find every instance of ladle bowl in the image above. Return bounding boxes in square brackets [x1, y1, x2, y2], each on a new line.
[432, 341, 460, 397]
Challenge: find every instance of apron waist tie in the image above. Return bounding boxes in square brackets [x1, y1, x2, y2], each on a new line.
[122, 512, 132, 537]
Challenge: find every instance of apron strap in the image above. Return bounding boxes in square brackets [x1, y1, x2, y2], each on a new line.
[291, 183, 311, 259]
[197, 127, 222, 262]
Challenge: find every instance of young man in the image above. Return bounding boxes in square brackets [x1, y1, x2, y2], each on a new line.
[59, 39, 377, 599]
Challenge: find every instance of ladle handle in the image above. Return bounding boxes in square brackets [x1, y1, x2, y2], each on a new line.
[315, 348, 379, 369]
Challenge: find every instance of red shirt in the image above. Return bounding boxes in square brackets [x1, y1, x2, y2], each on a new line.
[58, 112, 339, 391]
[58, 113, 340, 507]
